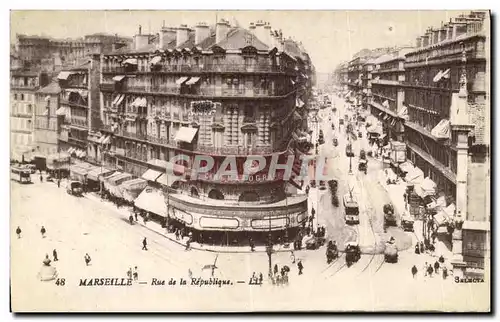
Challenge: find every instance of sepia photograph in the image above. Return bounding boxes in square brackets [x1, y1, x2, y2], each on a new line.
[9, 8, 491, 312]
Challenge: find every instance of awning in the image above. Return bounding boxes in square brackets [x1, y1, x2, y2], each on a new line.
[441, 68, 450, 80]
[87, 167, 114, 182]
[434, 203, 456, 226]
[141, 169, 163, 182]
[67, 147, 75, 154]
[383, 115, 390, 121]
[405, 166, 424, 185]
[344, 91, 352, 98]
[148, 159, 186, 175]
[149, 56, 162, 65]
[185, 77, 200, 85]
[108, 173, 133, 186]
[291, 80, 296, 85]
[399, 161, 414, 174]
[390, 118, 397, 127]
[415, 177, 436, 198]
[156, 173, 183, 187]
[130, 97, 141, 107]
[70, 166, 90, 177]
[113, 75, 126, 82]
[137, 97, 147, 107]
[431, 119, 450, 139]
[80, 151, 87, 158]
[134, 187, 167, 217]
[176, 77, 189, 85]
[433, 70, 444, 83]
[296, 99, 305, 108]
[174, 127, 198, 143]
[101, 170, 122, 183]
[112, 95, 121, 105]
[398, 105, 408, 118]
[101, 136, 111, 145]
[57, 71, 73, 80]
[116, 94, 125, 106]
[121, 178, 148, 202]
[123, 58, 138, 65]
[56, 106, 67, 116]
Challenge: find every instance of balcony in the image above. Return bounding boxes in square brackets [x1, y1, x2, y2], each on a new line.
[60, 99, 88, 109]
[102, 63, 293, 75]
[195, 145, 275, 156]
[100, 83, 115, 92]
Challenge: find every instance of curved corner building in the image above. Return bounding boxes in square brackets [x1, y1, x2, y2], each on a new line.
[99, 20, 315, 244]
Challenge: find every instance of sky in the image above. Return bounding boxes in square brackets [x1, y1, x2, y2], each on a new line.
[10, 10, 468, 73]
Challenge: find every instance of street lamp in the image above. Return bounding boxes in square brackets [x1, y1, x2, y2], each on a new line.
[266, 213, 273, 278]
[349, 155, 353, 174]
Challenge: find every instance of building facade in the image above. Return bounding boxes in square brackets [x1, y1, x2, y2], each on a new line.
[34, 82, 62, 161]
[403, 11, 489, 274]
[98, 20, 313, 242]
[10, 69, 49, 162]
[370, 50, 410, 141]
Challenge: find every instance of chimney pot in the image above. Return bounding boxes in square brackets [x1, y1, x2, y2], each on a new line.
[176, 25, 189, 48]
[215, 19, 230, 44]
[195, 22, 210, 45]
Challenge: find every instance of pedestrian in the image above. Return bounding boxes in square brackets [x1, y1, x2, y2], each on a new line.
[133, 266, 138, 281]
[142, 237, 148, 251]
[84, 253, 91, 266]
[442, 266, 448, 280]
[273, 264, 279, 276]
[290, 250, 296, 264]
[259, 273, 263, 285]
[297, 260, 304, 275]
[175, 229, 180, 241]
[57, 178, 61, 188]
[423, 262, 428, 276]
[185, 237, 191, 251]
[431, 231, 437, 244]
[249, 238, 255, 252]
[16, 226, 21, 239]
[127, 267, 132, 279]
[419, 241, 425, 254]
[53, 249, 58, 262]
[39, 174, 43, 183]
[439, 255, 445, 264]
[434, 261, 440, 274]
[411, 265, 418, 278]
[427, 264, 434, 277]
[134, 212, 138, 222]
[414, 244, 420, 255]
[40, 226, 46, 238]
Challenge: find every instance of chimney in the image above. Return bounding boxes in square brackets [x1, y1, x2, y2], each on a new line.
[439, 25, 447, 42]
[159, 27, 176, 49]
[195, 22, 210, 45]
[134, 25, 150, 51]
[446, 21, 453, 40]
[433, 28, 439, 44]
[263, 22, 272, 47]
[426, 28, 434, 45]
[176, 24, 189, 48]
[421, 34, 429, 47]
[416, 37, 422, 48]
[215, 19, 230, 44]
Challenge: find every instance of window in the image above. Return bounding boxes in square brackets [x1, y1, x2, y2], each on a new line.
[208, 189, 224, 200]
[21, 94, 24, 101]
[27, 104, 32, 114]
[14, 94, 17, 101]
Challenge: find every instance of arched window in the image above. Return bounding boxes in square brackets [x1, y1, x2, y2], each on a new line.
[208, 189, 224, 200]
[238, 191, 259, 202]
[190, 187, 199, 197]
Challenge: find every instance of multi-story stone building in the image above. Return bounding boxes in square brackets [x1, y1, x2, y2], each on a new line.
[402, 11, 489, 274]
[98, 20, 314, 243]
[10, 69, 49, 162]
[57, 55, 102, 160]
[34, 82, 62, 162]
[369, 48, 413, 141]
[360, 58, 376, 110]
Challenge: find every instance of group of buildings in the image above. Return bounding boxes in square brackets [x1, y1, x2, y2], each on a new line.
[10, 19, 316, 244]
[333, 11, 489, 276]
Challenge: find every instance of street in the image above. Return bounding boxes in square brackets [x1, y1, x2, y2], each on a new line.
[10, 94, 488, 311]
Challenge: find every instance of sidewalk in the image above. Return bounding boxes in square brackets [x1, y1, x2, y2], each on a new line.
[377, 169, 453, 261]
[83, 192, 297, 254]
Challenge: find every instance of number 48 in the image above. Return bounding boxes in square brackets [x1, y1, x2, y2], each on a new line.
[55, 278, 66, 286]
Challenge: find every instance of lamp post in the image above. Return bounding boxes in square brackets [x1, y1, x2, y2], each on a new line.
[266, 213, 273, 278]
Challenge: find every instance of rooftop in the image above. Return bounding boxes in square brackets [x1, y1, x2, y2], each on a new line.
[37, 82, 61, 94]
